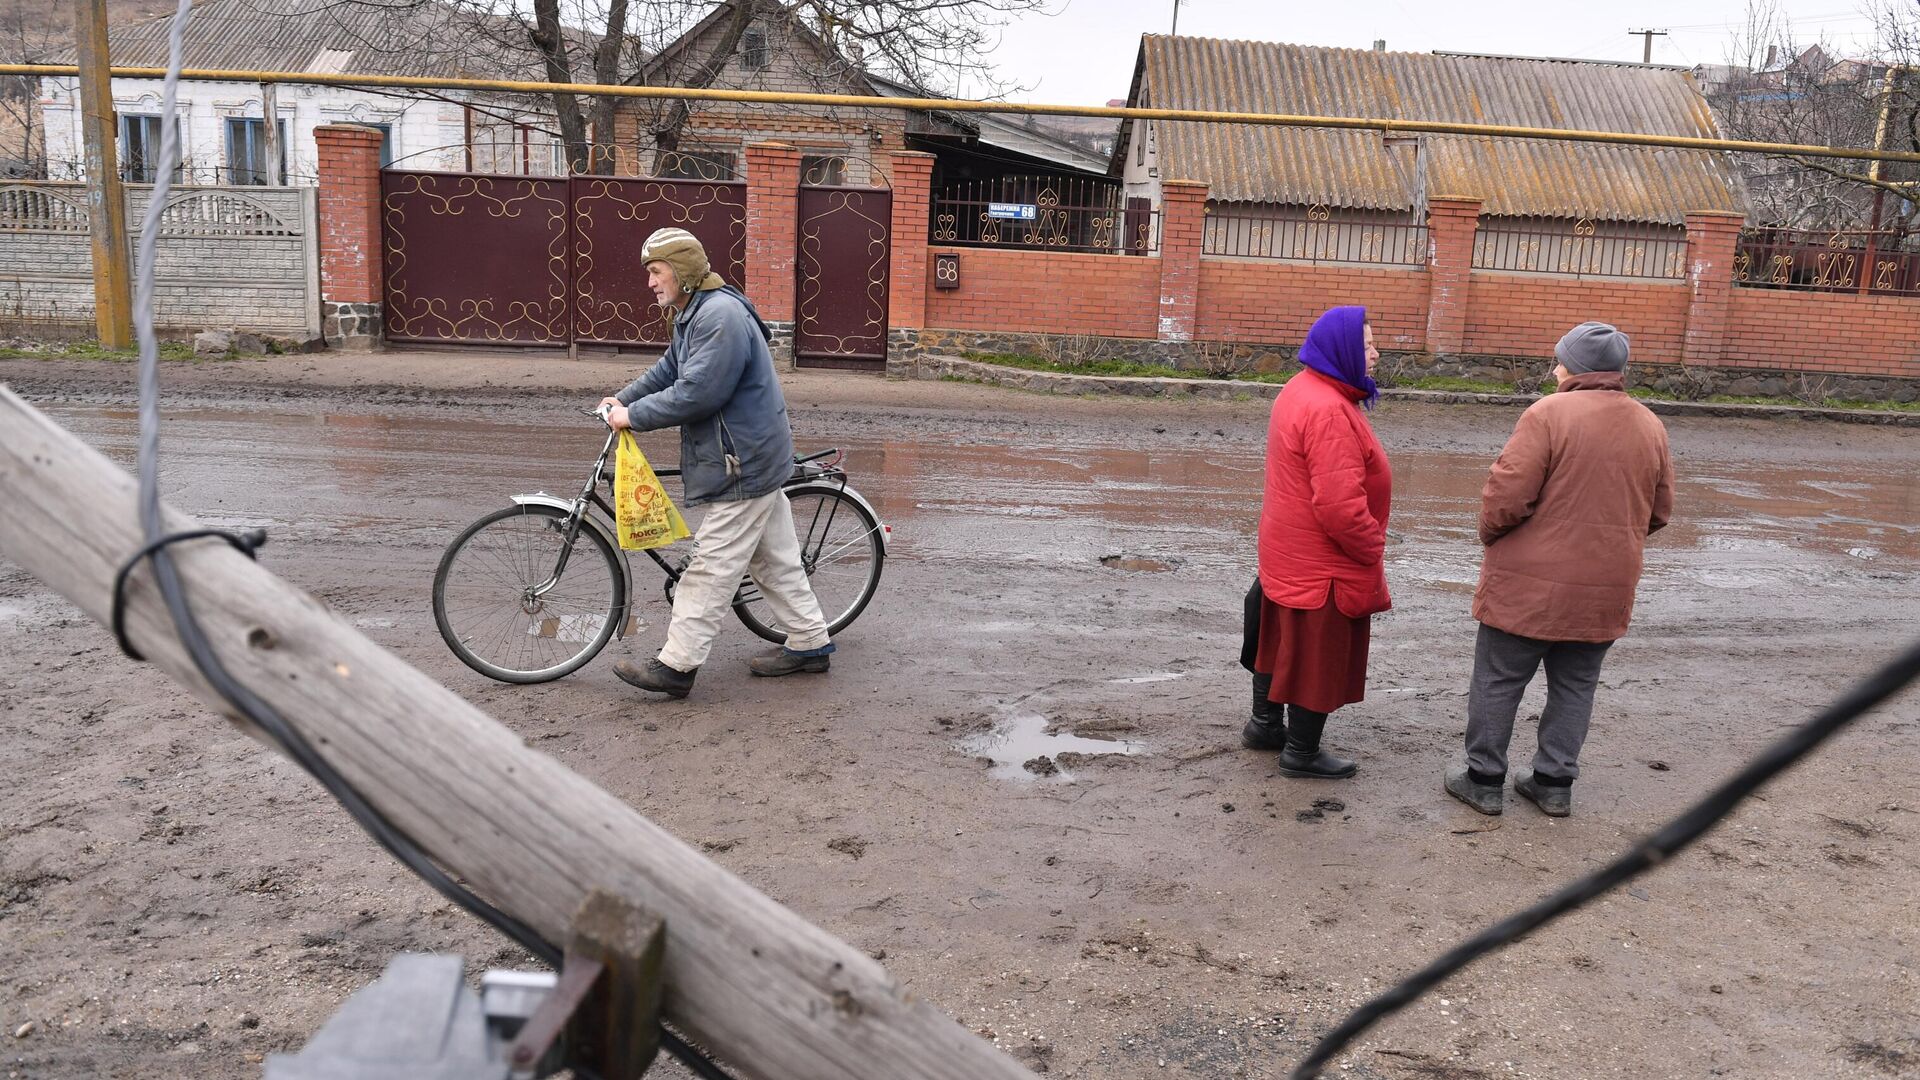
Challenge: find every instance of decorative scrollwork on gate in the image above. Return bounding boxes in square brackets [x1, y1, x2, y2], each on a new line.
[382, 171, 569, 344]
[571, 177, 748, 344]
[796, 187, 889, 362]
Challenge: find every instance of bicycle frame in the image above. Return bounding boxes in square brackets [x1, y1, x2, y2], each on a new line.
[509, 427, 882, 642]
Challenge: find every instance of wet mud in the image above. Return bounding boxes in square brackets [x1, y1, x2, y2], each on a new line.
[1, 354, 1918, 1079]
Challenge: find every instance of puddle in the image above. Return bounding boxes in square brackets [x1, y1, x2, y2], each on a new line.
[958, 711, 1145, 780]
[1100, 554, 1179, 572]
[1109, 671, 1187, 685]
[0, 598, 33, 627]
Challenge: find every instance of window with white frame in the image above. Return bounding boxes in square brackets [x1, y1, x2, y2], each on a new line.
[119, 114, 180, 183]
[225, 117, 288, 185]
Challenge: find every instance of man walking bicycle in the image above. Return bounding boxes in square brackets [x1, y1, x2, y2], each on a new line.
[597, 228, 834, 699]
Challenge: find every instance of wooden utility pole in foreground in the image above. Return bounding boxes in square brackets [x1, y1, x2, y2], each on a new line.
[0, 386, 1037, 1080]
[71, 0, 134, 348]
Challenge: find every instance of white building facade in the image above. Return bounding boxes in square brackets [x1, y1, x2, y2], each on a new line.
[35, 77, 542, 186]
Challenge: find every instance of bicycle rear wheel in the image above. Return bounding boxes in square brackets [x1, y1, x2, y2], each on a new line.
[733, 484, 885, 644]
[432, 504, 625, 683]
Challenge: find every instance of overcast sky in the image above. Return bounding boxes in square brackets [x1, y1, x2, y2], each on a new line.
[981, 1, 1887, 105]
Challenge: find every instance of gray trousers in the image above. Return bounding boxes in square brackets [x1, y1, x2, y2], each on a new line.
[1465, 623, 1613, 781]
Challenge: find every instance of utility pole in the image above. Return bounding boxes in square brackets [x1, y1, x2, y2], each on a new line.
[261, 82, 282, 184]
[1629, 28, 1668, 64]
[1170, 0, 1182, 36]
[72, 0, 133, 348]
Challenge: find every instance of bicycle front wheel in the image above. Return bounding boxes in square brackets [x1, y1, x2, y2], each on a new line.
[734, 484, 885, 644]
[432, 504, 625, 683]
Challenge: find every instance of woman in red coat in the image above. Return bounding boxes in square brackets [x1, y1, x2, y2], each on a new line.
[1240, 305, 1392, 778]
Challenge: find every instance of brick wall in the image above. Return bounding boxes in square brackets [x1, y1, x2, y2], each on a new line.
[906, 184, 1918, 385]
[745, 142, 802, 324]
[293, 128, 1920, 387]
[1463, 273, 1690, 363]
[887, 151, 935, 331]
[1726, 289, 1920, 378]
[924, 246, 1160, 339]
[1424, 196, 1481, 354]
[1195, 259, 1430, 352]
[1156, 180, 1207, 342]
[314, 125, 384, 305]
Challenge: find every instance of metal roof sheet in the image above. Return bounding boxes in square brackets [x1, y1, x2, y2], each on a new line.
[64, 0, 565, 81]
[1137, 35, 1749, 223]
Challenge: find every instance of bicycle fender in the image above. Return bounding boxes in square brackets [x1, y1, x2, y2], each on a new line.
[785, 482, 889, 555]
[508, 493, 638, 640]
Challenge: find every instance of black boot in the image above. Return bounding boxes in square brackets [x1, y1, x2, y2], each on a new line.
[1241, 673, 1287, 750]
[1276, 706, 1357, 779]
[612, 658, 697, 699]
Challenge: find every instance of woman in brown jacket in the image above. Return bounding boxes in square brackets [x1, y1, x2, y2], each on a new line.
[1443, 322, 1674, 818]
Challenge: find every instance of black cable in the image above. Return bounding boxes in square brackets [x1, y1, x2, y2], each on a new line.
[112, 527, 265, 660]
[119, 4, 737, 1076]
[1290, 636, 1920, 1078]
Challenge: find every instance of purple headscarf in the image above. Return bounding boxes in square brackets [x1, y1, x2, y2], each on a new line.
[1298, 305, 1377, 408]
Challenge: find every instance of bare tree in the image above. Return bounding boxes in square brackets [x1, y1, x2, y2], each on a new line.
[1711, 0, 1920, 230]
[0, 5, 57, 178]
[292, 0, 1050, 175]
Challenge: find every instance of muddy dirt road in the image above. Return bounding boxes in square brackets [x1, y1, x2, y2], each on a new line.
[2, 355, 1918, 1079]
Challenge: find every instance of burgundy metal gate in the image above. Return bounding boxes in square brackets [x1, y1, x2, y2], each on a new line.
[380, 169, 747, 349]
[794, 184, 891, 370]
[570, 177, 747, 347]
[381, 170, 571, 345]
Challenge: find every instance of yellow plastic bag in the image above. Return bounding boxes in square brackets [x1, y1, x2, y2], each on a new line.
[613, 431, 691, 550]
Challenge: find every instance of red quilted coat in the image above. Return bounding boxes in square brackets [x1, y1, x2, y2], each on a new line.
[1257, 369, 1393, 618]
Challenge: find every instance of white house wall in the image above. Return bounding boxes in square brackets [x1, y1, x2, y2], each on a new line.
[1121, 118, 1161, 213]
[39, 77, 480, 184]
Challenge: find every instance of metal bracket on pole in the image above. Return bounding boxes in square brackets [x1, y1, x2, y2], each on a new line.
[265, 889, 668, 1080]
[499, 888, 670, 1080]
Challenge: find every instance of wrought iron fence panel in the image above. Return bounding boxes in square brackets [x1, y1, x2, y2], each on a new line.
[1733, 227, 1920, 296]
[1201, 204, 1427, 266]
[1472, 217, 1686, 280]
[929, 176, 1153, 255]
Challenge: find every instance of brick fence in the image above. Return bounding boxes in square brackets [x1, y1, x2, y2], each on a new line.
[309, 142, 1918, 395]
[895, 175, 1920, 398]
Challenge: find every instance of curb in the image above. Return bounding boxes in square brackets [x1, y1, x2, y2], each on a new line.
[910, 355, 1920, 427]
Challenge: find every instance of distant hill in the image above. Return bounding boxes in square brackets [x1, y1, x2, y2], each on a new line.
[8, 0, 175, 52]
[1010, 113, 1120, 161]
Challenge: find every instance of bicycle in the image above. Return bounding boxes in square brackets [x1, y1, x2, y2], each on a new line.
[431, 412, 888, 683]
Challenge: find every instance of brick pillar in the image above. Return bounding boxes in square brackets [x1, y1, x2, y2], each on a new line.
[745, 141, 802, 358]
[1156, 179, 1207, 345]
[1424, 195, 1482, 357]
[314, 124, 385, 350]
[886, 151, 935, 363]
[1682, 210, 1745, 368]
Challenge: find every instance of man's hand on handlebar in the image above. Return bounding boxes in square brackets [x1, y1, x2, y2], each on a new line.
[594, 397, 632, 431]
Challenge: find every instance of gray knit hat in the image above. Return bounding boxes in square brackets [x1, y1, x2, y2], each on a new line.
[1555, 321, 1630, 374]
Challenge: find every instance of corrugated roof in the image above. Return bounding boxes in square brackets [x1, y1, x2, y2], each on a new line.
[60, 0, 568, 81]
[868, 74, 1111, 174]
[1133, 35, 1749, 224]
